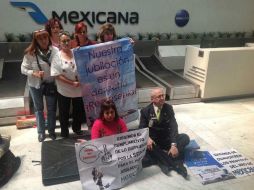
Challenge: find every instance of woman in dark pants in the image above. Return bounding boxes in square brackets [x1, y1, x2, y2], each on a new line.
[51, 31, 85, 138]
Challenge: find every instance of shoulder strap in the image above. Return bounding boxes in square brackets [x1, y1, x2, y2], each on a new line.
[35, 53, 43, 81]
[35, 53, 42, 71]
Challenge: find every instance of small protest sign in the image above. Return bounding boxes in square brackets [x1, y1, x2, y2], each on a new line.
[75, 128, 148, 190]
[211, 149, 254, 178]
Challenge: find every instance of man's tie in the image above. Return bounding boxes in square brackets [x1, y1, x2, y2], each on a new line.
[157, 108, 161, 120]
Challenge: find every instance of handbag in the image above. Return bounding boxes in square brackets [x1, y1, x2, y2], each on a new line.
[35, 53, 57, 96]
[40, 82, 57, 96]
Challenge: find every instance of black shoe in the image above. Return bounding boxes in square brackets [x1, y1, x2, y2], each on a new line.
[60, 130, 69, 138]
[157, 162, 170, 176]
[174, 163, 188, 178]
[74, 130, 84, 136]
[161, 165, 170, 176]
[142, 156, 157, 168]
[38, 134, 46, 142]
[49, 133, 56, 140]
[60, 133, 69, 138]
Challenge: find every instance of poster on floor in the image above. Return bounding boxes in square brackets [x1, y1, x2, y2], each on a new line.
[75, 128, 148, 190]
[73, 38, 138, 126]
[185, 151, 235, 185]
[211, 149, 254, 177]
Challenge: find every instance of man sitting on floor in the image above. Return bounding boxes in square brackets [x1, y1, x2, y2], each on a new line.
[139, 88, 190, 178]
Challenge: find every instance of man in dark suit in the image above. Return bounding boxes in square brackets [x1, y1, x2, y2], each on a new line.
[139, 88, 190, 178]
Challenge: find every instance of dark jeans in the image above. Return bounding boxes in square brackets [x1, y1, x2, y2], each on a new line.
[29, 87, 57, 135]
[58, 93, 85, 136]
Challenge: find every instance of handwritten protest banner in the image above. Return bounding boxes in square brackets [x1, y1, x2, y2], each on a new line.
[75, 128, 148, 190]
[73, 38, 138, 126]
[211, 149, 254, 177]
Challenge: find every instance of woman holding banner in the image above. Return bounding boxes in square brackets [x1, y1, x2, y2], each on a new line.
[21, 29, 58, 142]
[71, 22, 97, 48]
[97, 23, 134, 44]
[97, 23, 117, 43]
[51, 31, 85, 138]
[91, 99, 128, 139]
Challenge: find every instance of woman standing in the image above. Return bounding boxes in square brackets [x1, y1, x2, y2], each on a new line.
[21, 29, 58, 142]
[97, 23, 117, 43]
[51, 31, 85, 138]
[71, 22, 96, 48]
[97, 23, 134, 44]
[45, 18, 63, 48]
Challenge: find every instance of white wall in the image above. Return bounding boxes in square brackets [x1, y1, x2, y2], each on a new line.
[1, 0, 254, 40]
[184, 46, 254, 99]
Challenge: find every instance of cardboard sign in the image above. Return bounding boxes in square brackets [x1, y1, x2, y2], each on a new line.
[211, 149, 254, 177]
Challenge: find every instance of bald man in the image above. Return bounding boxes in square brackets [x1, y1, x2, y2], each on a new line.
[139, 88, 190, 178]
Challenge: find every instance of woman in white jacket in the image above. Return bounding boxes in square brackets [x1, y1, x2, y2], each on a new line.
[21, 29, 58, 142]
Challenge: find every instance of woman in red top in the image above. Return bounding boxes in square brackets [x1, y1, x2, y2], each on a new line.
[91, 99, 128, 139]
[71, 22, 97, 48]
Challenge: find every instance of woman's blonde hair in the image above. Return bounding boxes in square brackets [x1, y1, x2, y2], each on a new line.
[97, 23, 117, 42]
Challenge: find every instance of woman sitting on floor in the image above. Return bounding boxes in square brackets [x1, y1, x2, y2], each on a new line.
[91, 98, 128, 139]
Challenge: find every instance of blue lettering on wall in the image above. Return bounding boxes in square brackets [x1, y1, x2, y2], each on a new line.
[10, 1, 139, 27]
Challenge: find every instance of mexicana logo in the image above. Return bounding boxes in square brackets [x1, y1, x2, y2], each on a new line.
[10, 1, 48, 24]
[10, 1, 139, 27]
[175, 9, 189, 27]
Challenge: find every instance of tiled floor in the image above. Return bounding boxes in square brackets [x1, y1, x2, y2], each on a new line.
[1, 97, 254, 190]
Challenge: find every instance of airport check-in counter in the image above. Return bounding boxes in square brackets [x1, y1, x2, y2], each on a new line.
[184, 45, 254, 100]
[158, 45, 187, 70]
[158, 45, 200, 70]
[134, 41, 199, 101]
